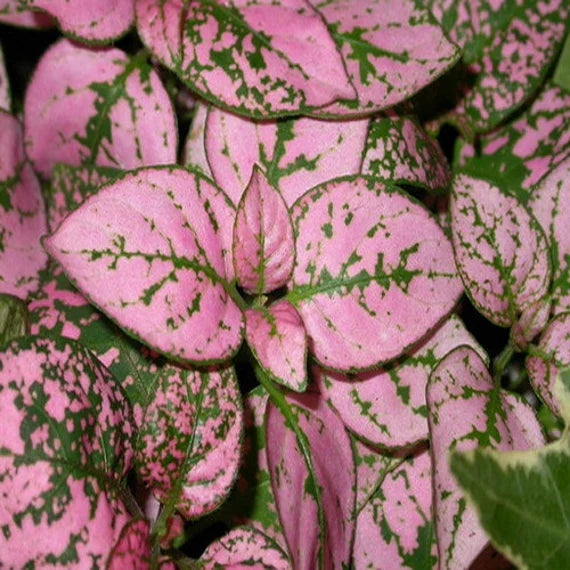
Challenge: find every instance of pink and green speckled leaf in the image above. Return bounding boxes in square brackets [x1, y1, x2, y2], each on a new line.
[0, 336, 134, 567]
[246, 301, 308, 392]
[107, 519, 151, 570]
[205, 106, 368, 206]
[0, 43, 9, 110]
[135, 363, 243, 520]
[0, 0, 53, 27]
[24, 39, 176, 179]
[288, 176, 462, 372]
[266, 391, 355, 570]
[44, 167, 243, 365]
[136, 0, 355, 119]
[315, 315, 487, 448]
[233, 166, 295, 294]
[0, 293, 28, 345]
[183, 102, 212, 177]
[0, 111, 48, 298]
[450, 173, 551, 327]
[311, 0, 460, 116]
[427, 345, 545, 569]
[29, 0, 134, 43]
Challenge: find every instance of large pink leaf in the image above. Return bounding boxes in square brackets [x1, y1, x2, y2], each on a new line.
[136, 0, 355, 118]
[205, 106, 369, 205]
[0, 0, 53, 27]
[107, 519, 151, 570]
[0, 111, 47, 298]
[233, 166, 295, 294]
[450, 174, 551, 327]
[136, 364, 243, 519]
[427, 346, 545, 569]
[44, 167, 243, 365]
[246, 301, 308, 392]
[0, 42, 9, 110]
[315, 315, 487, 448]
[30, 0, 134, 43]
[24, 39, 177, 178]
[288, 176, 462, 372]
[266, 392, 355, 570]
[183, 102, 212, 177]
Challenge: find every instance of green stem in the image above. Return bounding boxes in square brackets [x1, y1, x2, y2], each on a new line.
[493, 343, 515, 386]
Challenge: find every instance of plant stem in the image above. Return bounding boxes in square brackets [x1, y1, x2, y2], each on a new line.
[493, 343, 515, 386]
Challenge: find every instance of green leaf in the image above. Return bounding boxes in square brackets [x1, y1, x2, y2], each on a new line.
[0, 293, 28, 346]
[553, 31, 570, 93]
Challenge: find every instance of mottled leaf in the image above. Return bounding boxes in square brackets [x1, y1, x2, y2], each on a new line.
[0, 42, 9, 110]
[44, 167, 243, 365]
[0, 293, 28, 346]
[510, 297, 552, 351]
[183, 102, 212, 177]
[427, 345, 545, 569]
[24, 39, 177, 178]
[553, 30, 570, 92]
[450, 173, 551, 327]
[0, 0, 53, 27]
[315, 315, 487, 448]
[136, 0, 355, 118]
[288, 176, 462, 372]
[107, 519, 151, 570]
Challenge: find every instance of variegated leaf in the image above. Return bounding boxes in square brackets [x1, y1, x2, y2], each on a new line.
[107, 519, 151, 570]
[136, 0, 355, 119]
[312, 0, 460, 115]
[0, 42, 9, 110]
[510, 297, 552, 351]
[183, 102, 212, 177]
[288, 176, 462, 372]
[44, 167, 243, 365]
[0, 336, 134, 567]
[0, 293, 28, 346]
[205, 106, 368, 206]
[135, 364, 243, 519]
[24, 39, 177, 178]
[233, 166, 295, 294]
[315, 315, 487, 448]
[0, 0, 53, 27]
[450, 174, 551, 327]
[427, 345, 545, 569]
[0, 111, 48, 298]
[266, 391, 355, 570]
[246, 301, 308, 392]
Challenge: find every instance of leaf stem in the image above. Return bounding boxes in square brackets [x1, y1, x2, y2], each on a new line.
[493, 343, 515, 386]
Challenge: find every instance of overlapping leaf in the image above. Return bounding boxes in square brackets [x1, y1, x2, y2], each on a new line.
[0, 0, 53, 27]
[136, 0, 355, 118]
[107, 519, 151, 570]
[450, 174, 551, 327]
[0, 293, 28, 345]
[44, 167, 242, 365]
[24, 39, 177, 178]
[288, 176, 462, 372]
[183, 102, 212, 177]
[0, 42, 9, 110]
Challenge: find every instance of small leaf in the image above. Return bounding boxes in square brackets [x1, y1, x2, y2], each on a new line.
[553, 30, 570, 93]
[246, 301, 308, 392]
[0, 293, 28, 345]
[0, 42, 9, 110]
[136, 0, 355, 118]
[450, 173, 551, 327]
[44, 167, 243, 365]
[0, 0, 53, 27]
[233, 166, 295, 294]
[24, 39, 177, 178]
[288, 176, 462, 372]
[107, 519, 151, 570]
[183, 102, 212, 177]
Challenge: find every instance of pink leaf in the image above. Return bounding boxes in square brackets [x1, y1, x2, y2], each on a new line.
[136, 0, 355, 118]
[44, 167, 243, 365]
[266, 392, 355, 570]
[24, 39, 176, 178]
[315, 315, 487, 447]
[183, 102, 212, 177]
[0, 42, 9, 110]
[205, 106, 368, 206]
[427, 346, 545, 569]
[0, 0, 53, 27]
[289, 176, 462, 371]
[136, 364, 243, 519]
[107, 519, 151, 570]
[246, 301, 308, 392]
[233, 166, 295, 294]
[450, 174, 551, 327]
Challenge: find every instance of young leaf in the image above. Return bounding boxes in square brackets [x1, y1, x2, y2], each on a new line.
[233, 166, 295, 294]
[135, 364, 243, 519]
[266, 391, 355, 570]
[135, 0, 355, 119]
[24, 39, 177, 178]
[0, 293, 28, 345]
[246, 301, 308, 392]
[0, 42, 9, 110]
[427, 345, 545, 569]
[553, 30, 570, 92]
[288, 176, 462, 372]
[315, 315, 487, 448]
[0, 0, 53, 27]
[44, 167, 243, 365]
[205, 106, 369, 205]
[107, 519, 151, 570]
[183, 102, 213, 177]
[450, 173, 551, 327]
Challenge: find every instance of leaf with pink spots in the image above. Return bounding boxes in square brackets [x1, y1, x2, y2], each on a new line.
[0, 293, 28, 346]
[266, 391, 355, 570]
[24, 39, 177, 179]
[288, 176, 462, 372]
[450, 173, 551, 327]
[205, 106, 369, 206]
[135, 363, 243, 520]
[427, 345, 545, 569]
[0, 335, 134, 567]
[0, 0, 53, 27]
[183, 103, 212, 177]
[136, 0, 355, 119]
[0, 42, 9, 110]
[0, 111, 48, 298]
[107, 519, 151, 570]
[315, 315, 488, 448]
[44, 167, 243, 365]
